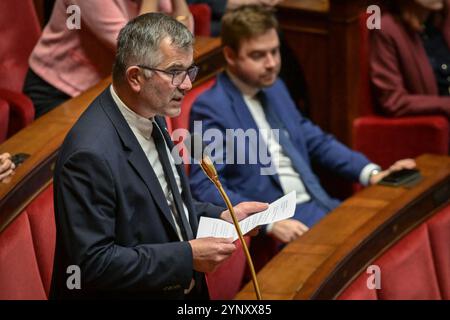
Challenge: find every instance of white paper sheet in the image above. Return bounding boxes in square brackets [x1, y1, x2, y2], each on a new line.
[196, 191, 296, 241]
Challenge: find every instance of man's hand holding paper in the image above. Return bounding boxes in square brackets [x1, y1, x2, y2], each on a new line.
[197, 191, 297, 241]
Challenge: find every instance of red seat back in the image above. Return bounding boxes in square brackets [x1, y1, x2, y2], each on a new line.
[0, 178, 252, 300]
[0, 213, 47, 300]
[0, 98, 9, 142]
[353, 12, 449, 168]
[338, 204, 450, 300]
[0, 185, 55, 299]
[26, 186, 56, 296]
[0, 0, 41, 91]
[170, 78, 216, 173]
[0, 0, 40, 135]
[427, 205, 450, 299]
[172, 78, 216, 132]
[353, 116, 449, 169]
[189, 4, 211, 37]
[206, 237, 251, 300]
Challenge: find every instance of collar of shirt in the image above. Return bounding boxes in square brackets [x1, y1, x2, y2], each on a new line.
[110, 85, 154, 140]
[226, 69, 260, 99]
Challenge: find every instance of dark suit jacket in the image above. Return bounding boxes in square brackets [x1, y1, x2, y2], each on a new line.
[188, 73, 370, 226]
[51, 87, 224, 299]
[370, 5, 450, 117]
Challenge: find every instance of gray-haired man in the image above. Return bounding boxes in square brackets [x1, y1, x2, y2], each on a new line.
[52, 13, 267, 299]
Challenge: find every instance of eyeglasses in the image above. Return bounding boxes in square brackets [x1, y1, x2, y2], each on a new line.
[137, 64, 199, 86]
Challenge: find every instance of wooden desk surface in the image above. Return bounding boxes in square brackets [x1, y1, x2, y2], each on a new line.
[236, 154, 450, 300]
[279, 0, 329, 13]
[0, 36, 223, 230]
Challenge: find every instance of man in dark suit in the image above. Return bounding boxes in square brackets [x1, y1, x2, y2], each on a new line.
[51, 12, 267, 299]
[188, 6, 415, 244]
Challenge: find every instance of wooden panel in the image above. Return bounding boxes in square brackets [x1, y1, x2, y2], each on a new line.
[277, 0, 369, 145]
[236, 154, 450, 300]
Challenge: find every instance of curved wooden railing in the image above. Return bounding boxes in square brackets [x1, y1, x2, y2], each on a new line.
[236, 154, 450, 299]
[0, 36, 224, 232]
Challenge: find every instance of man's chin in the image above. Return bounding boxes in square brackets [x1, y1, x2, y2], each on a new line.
[165, 102, 182, 118]
[259, 76, 277, 88]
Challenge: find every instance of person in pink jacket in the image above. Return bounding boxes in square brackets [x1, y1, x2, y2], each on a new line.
[23, 0, 193, 118]
[370, 0, 450, 118]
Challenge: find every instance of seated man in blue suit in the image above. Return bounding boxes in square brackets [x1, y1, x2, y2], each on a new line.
[189, 5, 415, 243]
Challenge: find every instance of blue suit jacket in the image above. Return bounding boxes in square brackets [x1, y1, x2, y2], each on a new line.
[51, 87, 224, 299]
[189, 73, 370, 226]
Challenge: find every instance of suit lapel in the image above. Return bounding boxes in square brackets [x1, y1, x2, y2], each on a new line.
[99, 89, 180, 238]
[220, 74, 260, 133]
[263, 88, 299, 145]
[220, 74, 282, 189]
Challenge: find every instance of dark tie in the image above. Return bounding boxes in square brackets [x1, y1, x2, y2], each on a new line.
[256, 91, 337, 211]
[151, 121, 194, 241]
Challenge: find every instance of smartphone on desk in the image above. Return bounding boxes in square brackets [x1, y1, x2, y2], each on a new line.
[378, 168, 421, 187]
[10, 153, 30, 167]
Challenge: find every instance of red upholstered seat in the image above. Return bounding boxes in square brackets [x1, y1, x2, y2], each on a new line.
[0, 98, 9, 142]
[0, 179, 251, 299]
[375, 224, 441, 299]
[0, 213, 47, 300]
[427, 206, 450, 299]
[0, 88, 35, 137]
[338, 204, 450, 300]
[352, 13, 449, 169]
[189, 4, 212, 37]
[0, 185, 55, 299]
[0, 0, 40, 135]
[337, 271, 378, 300]
[206, 237, 251, 300]
[170, 78, 216, 173]
[354, 116, 449, 169]
[171, 79, 216, 134]
[25, 186, 56, 296]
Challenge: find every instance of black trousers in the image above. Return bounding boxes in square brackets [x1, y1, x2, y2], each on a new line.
[23, 68, 70, 119]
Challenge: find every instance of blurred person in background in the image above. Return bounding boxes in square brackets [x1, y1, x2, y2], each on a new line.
[23, 0, 193, 118]
[371, 0, 450, 118]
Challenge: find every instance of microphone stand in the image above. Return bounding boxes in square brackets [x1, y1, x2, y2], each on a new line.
[198, 155, 262, 300]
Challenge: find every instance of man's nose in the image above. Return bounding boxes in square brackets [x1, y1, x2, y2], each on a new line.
[265, 53, 277, 69]
[178, 73, 193, 91]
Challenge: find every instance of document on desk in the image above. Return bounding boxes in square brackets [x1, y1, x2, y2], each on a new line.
[196, 191, 296, 241]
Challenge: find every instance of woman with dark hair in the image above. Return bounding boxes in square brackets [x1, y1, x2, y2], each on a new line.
[371, 0, 450, 118]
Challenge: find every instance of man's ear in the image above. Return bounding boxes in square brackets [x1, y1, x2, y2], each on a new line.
[223, 46, 238, 68]
[125, 66, 144, 93]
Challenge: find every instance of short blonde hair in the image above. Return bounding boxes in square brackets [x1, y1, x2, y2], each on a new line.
[221, 5, 279, 51]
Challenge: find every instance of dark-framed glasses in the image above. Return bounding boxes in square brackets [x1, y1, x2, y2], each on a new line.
[138, 64, 199, 86]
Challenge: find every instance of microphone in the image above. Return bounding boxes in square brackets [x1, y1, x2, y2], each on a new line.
[188, 133, 262, 300]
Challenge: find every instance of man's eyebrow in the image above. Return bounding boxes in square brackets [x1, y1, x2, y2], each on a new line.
[249, 46, 280, 55]
[165, 62, 194, 70]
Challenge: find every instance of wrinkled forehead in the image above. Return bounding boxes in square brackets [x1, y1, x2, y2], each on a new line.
[237, 29, 280, 54]
[158, 37, 194, 68]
